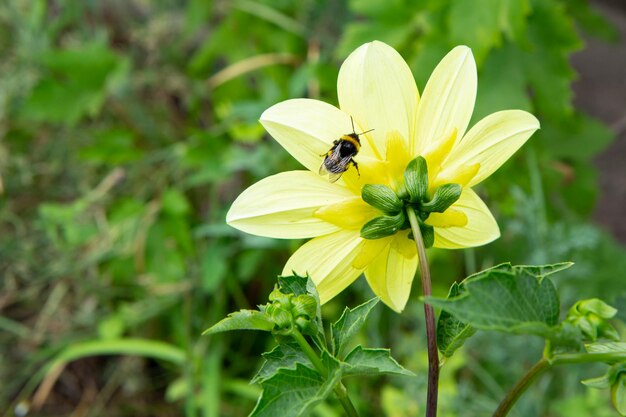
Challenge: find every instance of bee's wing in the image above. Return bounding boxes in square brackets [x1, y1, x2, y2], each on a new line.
[327, 171, 343, 183]
[319, 161, 342, 182]
[319, 161, 329, 176]
[319, 145, 340, 176]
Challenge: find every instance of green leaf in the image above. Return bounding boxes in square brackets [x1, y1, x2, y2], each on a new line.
[524, 1, 582, 121]
[252, 343, 312, 384]
[447, 0, 503, 64]
[582, 374, 611, 389]
[473, 45, 532, 121]
[343, 346, 414, 377]
[436, 282, 477, 358]
[277, 274, 310, 296]
[332, 298, 380, 358]
[44, 338, 186, 370]
[203, 310, 274, 335]
[20, 42, 126, 125]
[510, 262, 574, 277]
[250, 363, 342, 417]
[586, 342, 626, 355]
[566, 0, 619, 41]
[426, 264, 562, 337]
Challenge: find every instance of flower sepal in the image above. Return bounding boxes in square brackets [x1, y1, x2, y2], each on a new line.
[408, 215, 435, 248]
[404, 156, 429, 203]
[420, 183, 462, 213]
[360, 212, 407, 240]
[362, 184, 403, 214]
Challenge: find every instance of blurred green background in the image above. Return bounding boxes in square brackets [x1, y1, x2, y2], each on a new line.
[1, 0, 626, 416]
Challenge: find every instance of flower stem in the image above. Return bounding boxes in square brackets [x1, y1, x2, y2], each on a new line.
[291, 329, 360, 417]
[406, 208, 439, 417]
[492, 358, 549, 417]
[493, 350, 626, 417]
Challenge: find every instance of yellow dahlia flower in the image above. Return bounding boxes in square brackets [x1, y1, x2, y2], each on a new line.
[227, 41, 539, 312]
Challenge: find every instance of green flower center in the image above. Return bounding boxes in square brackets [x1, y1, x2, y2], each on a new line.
[359, 156, 462, 248]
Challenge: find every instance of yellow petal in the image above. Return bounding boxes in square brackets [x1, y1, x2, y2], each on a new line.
[314, 197, 379, 230]
[385, 131, 413, 188]
[430, 163, 480, 190]
[340, 155, 390, 193]
[260, 98, 363, 172]
[352, 236, 393, 269]
[338, 41, 420, 160]
[425, 209, 468, 228]
[227, 171, 354, 238]
[433, 188, 500, 249]
[365, 240, 418, 312]
[441, 110, 540, 187]
[423, 128, 458, 179]
[283, 230, 365, 304]
[413, 46, 477, 155]
[392, 230, 418, 259]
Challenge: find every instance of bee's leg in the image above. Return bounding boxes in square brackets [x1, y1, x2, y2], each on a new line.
[352, 160, 360, 177]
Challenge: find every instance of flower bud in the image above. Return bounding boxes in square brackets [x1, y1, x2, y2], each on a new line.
[612, 365, 626, 416]
[574, 298, 618, 319]
[362, 184, 403, 214]
[361, 212, 407, 240]
[270, 306, 293, 330]
[567, 298, 619, 342]
[291, 294, 317, 319]
[268, 287, 292, 310]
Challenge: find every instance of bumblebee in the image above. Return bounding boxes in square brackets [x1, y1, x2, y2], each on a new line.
[319, 117, 373, 183]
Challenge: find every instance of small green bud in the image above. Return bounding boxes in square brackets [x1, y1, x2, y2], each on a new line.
[291, 294, 317, 319]
[361, 212, 406, 240]
[599, 322, 621, 341]
[404, 157, 428, 202]
[572, 316, 596, 341]
[574, 298, 618, 319]
[420, 183, 462, 213]
[294, 316, 316, 336]
[270, 307, 293, 330]
[612, 366, 626, 416]
[362, 184, 403, 214]
[268, 287, 282, 301]
[567, 298, 619, 342]
[269, 288, 292, 310]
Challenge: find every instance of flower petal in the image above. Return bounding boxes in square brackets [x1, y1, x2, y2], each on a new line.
[413, 46, 477, 154]
[260, 98, 357, 172]
[385, 130, 413, 189]
[338, 41, 419, 160]
[440, 110, 540, 187]
[227, 171, 354, 238]
[433, 188, 500, 249]
[365, 233, 418, 312]
[314, 196, 379, 230]
[283, 230, 365, 304]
